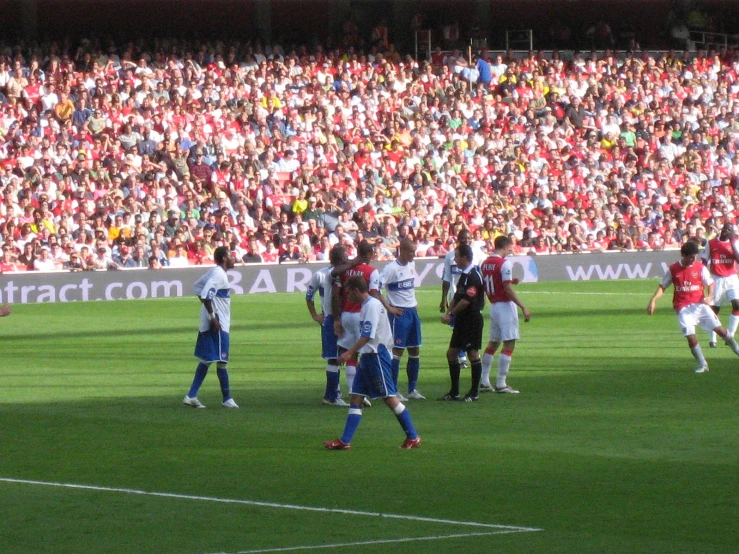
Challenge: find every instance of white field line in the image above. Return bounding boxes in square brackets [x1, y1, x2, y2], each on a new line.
[0, 477, 542, 533]
[210, 529, 538, 554]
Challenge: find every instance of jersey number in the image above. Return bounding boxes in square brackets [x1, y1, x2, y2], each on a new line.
[483, 274, 495, 296]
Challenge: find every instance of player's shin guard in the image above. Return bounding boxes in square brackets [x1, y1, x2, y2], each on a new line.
[721, 333, 739, 356]
[340, 405, 363, 444]
[729, 312, 739, 337]
[188, 362, 209, 398]
[497, 350, 513, 388]
[448, 361, 461, 397]
[216, 363, 231, 401]
[481, 347, 496, 387]
[345, 361, 357, 394]
[691, 344, 708, 367]
[470, 359, 482, 396]
[393, 403, 418, 440]
[325, 364, 340, 401]
[407, 356, 420, 393]
[391, 355, 401, 388]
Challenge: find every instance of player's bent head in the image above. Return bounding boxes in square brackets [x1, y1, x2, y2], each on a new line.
[329, 245, 347, 266]
[457, 243, 473, 262]
[345, 275, 368, 294]
[494, 235, 512, 250]
[680, 240, 700, 257]
[358, 240, 374, 258]
[399, 238, 416, 253]
[458, 229, 471, 244]
[214, 246, 230, 265]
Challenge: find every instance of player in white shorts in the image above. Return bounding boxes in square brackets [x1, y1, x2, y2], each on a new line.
[702, 223, 739, 347]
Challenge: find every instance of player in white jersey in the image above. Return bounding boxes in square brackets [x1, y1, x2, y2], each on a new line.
[439, 229, 486, 367]
[306, 246, 349, 407]
[324, 276, 421, 450]
[379, 239, 425, 400]
[184, 247, 239, 408]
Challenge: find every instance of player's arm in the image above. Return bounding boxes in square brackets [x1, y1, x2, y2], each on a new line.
[305, 277, 324, 324]
[503, 282, 531, 322]
[441, 294, 467, 324]
[440, 280, 450, 313]
[330, 256, 361, 278]
[338, 336, 370, 364]
[199, 297, 221, 331]
[331, 280, 344, 337]
[648, 272, 673, 315]
[701, 266, 715, 305]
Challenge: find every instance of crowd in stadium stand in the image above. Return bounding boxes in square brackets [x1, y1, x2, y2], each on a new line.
[0, 35, 737, 272]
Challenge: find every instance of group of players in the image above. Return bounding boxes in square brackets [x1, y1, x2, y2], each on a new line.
[648, 222, 739, 373]
[305, 229, 531, 450]
[176, 223, 739, 449]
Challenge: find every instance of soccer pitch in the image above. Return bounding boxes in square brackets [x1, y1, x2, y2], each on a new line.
[0, 280, 736, 553]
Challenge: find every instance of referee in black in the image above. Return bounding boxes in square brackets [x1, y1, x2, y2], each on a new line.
[439, 244, 485, 401]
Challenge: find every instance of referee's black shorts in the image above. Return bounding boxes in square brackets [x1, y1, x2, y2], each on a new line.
[449, 311, 484, 351]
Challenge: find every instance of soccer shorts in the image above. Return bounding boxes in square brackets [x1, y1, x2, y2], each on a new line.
[337, 311, 361, 350]
[321, 314, 339, 360]
[676, 303, 721, 337]
[449, 311, 484, 351]
[194, 328, 230, 363]
[351, 345, 398, 399]
[488, 301, 520, 342]
[389, 306, 422, 349]
[712, 275, 739, 307]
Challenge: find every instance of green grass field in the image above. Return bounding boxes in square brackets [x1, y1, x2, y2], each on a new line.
[0, 280, 737, 554]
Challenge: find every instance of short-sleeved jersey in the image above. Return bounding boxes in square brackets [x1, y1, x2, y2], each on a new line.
[380, 259, 418, 308]
[660, 260, 712, 313]
[339, 263, 380, 313]
[705, 238, 739, 277]
[306, 266, 333, 315]
[194, 265, 232, 332]
[453, 264, 485, 314]
[481, 254, 513, 303]
[358, 296, 393, 354]
[442, 246, 486, 295]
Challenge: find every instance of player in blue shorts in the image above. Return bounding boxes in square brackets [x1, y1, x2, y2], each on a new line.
[306, 246, 349, 406]
[183, 246, 239, 409]
[379, 238, 425, 400]
[324, 276, 421, 450]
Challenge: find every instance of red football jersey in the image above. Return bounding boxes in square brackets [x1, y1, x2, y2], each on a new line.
[706, 238, 739, 277]
[663, 260, 711, 313]
[339, 263, 380, 313]
[481, 254, 513, 303]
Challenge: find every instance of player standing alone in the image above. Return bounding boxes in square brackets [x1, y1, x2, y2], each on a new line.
[703, 223, 739, 347]
[184, 246, 239, 408]
[480, 236, 531, 393]
[647, 240, 739, 373]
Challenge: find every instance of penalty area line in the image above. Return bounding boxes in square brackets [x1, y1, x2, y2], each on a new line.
[0, 477, 542, 533]
[208, 529, 540, 554]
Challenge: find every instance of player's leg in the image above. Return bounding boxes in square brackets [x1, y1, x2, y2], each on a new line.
[698, 303, 739, 357]
[463, 312, 484, 401]
[379, 351, 420, 447]
[680, 307, 708, 373]
[186, 329, 217, 407]
[709, 305, 720, 347]
[405, 308, 423, 398]
[390, 346, 407, 401]
[728, 299, 739, 338]
[322, 316, 346, 406]
[480, 341, 499, 391]
[185, 360, 210, 407]
[440, 344, 462, 400]
[449, 314, 468, 367]
[213, 331, 237, 407]
[325, 354, 374, 449]
[495, 340, 519, 393]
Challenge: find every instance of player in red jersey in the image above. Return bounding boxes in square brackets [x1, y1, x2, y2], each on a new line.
[647, 240, 739, 373]
[703, 223, 739, 347]
[331, 240, 382, 403]
[479, 236, 531, 393]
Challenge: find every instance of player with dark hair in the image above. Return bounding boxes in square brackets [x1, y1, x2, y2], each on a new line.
[306, 245, 350, 406]
[648, 240, 739, 373]
[183, 246, 239, 408]
[324, 275, 421, 450]
[703, 223, 739, 347]
[480, 235, 531, 393]
[440, 244, 485, 401]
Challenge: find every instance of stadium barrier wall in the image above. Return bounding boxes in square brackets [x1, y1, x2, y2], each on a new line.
[0, 250, 678, 304]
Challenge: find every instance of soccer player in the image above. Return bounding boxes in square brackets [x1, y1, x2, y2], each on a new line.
[647, 240, 739, 373]
[440, 244, 485, 401]
[703, 223, 739, 347]
[332, 240, 381, 406]
[306, 245, 349, 407]
[439, 229, 485, 367]
[480, 235, 532, 394]
[324, 276, 421, 450]
[379, 238, 425, 401]
[183, 246, 239, 408]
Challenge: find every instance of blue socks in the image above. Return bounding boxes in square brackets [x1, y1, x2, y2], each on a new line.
[407, 356, 420, 393]
[188, 362, 209, 397]
[216, 366, 231, 401]
[325, 367, 340, 401]
[391, 356, 401, 389]
[340, 404, 363, 444]
[395, 404, 418, 439]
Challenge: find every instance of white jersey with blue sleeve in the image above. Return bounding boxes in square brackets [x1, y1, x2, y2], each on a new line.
[380, 259, 418, 308]
[194, 265, 232, 333]
[358, 296, 393, 354]
[306, 266, 333, 315]
[442, 245, 486, 297]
